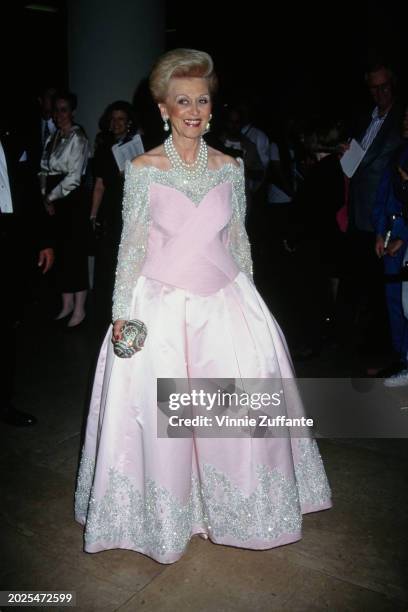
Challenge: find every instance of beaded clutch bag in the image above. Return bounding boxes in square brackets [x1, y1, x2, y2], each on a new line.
[113, 319, 148, 358]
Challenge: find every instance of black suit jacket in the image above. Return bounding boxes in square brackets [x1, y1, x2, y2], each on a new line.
[26, 113, 48, 173]
[349, 102, 403, 232]
[0, 128, 53, 250]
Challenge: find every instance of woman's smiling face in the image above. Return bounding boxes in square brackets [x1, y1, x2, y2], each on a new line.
[159, 77, 211, 139]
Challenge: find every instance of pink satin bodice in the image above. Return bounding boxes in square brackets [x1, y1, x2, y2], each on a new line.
[140, 182, 240, 295]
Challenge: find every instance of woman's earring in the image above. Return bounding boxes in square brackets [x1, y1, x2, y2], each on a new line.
[163, 118, 170, 132]
[205, 113, 212, 133]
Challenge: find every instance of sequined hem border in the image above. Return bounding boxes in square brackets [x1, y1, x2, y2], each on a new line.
[74, 438, 331, 560]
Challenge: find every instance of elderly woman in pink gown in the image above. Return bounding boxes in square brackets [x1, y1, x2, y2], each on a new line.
[74, 48, 332, 564]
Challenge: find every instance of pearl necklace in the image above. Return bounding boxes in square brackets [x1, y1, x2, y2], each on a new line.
[164, 134, 208, 181]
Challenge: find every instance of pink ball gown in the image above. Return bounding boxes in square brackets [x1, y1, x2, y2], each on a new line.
[74, 157, 332, 564]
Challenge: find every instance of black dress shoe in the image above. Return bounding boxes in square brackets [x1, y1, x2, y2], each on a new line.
[1, 408, 37, 427]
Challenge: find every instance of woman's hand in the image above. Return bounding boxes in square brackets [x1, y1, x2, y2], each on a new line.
[44, 196, 55, 216]
[38, 248, 54, 274]
[112, 320, 126, 342]
[386, 238, 404, 257]
[375, 235, 385, 257]
[338, 141, 351, 155]
[398, 165, 408, 182]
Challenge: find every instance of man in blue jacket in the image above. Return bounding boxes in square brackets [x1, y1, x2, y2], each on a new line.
[342, 62, 403, 351]
[372, 111, 408, 373]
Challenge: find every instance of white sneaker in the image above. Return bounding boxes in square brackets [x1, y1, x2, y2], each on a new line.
[384, 369, 408, 387]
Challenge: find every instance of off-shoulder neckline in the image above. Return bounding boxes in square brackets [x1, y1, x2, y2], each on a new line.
[126, 157, 243, 176]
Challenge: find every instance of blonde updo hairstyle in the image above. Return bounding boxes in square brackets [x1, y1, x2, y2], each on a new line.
[149, 48, 218, 103]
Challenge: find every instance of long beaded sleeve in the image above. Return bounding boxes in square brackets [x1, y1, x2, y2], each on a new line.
[227, 160, 253, 279]
[112, 162, 151, 322]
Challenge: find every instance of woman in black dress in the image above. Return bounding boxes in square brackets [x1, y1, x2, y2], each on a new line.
[40, 91, 90, 328]
[91, 101, 140, 322]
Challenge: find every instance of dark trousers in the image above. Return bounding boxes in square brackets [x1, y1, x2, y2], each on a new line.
[0, 214, 32, 411]
[383, 249, 408, 361]
[336, 230, 390, 348]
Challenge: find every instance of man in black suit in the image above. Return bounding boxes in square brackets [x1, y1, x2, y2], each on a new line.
[26, 86, 57, 172]
[0, 122, 54, 426]
[340, 63, 403, 351]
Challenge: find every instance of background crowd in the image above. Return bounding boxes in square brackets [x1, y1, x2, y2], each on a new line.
[1, 58, 408, 426]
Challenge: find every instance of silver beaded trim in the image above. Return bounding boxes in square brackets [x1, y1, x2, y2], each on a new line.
[74, 439, 331, 560]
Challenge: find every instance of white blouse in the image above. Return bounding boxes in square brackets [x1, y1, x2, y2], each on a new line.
[40, 125, 89, 202]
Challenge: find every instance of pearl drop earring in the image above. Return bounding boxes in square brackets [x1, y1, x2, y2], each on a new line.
[205, 113, 212, 133]
[163, 118, 169, 132]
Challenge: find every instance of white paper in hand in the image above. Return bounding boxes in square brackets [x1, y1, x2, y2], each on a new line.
[112, 134, 144, 172]
[340, 139, 366, 178]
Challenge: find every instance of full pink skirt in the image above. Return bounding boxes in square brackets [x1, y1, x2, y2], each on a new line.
[75, 273, 332, 564]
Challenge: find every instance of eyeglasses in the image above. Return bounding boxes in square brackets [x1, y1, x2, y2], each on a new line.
[369, 82, 391, 93]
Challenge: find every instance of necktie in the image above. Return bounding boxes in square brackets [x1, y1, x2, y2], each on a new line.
[43, 121, 50, 145]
